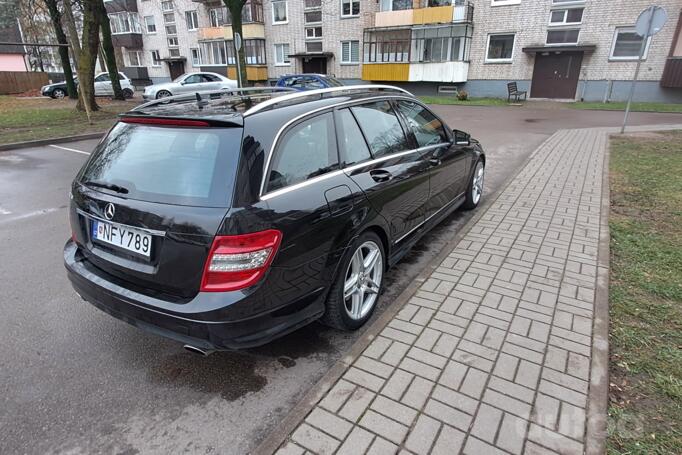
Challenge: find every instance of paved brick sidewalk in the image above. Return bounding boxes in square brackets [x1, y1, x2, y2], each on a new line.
[267, 126, 677, 455]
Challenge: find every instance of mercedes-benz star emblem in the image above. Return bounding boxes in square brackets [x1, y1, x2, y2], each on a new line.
[104, 203, 115, 221]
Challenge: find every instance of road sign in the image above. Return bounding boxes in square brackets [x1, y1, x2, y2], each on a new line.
[234, 33, 242, 51]
[635, 6, 667, 37]
[621, 6, 668, 134]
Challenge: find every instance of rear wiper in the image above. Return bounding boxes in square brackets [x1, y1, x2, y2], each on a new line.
[81, 180, 129, 194]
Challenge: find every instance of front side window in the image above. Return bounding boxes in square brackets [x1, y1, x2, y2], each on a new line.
[610, 27, 650, 60]
[274, 43, 290, 65]
[341, 0, 360, 17]
[396, 101, 447, 147]
[185, 10, 199, 30]
[486, 33, 514, 62]
[267, 113, 338, 193]
[272, 0, 288, 24]
[95, 73, 110, 82]
[341, 41, 360, 64]
[144, 15, 156, 33]
[351, 101, 409, 158]
[337, 109, 372, 166]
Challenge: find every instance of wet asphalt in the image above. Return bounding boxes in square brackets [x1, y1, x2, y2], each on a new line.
[0, 105, 679, 454]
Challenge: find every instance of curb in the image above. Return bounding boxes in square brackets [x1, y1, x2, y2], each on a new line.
[0, 133, 105, 152]
[252, 131, 561, 455]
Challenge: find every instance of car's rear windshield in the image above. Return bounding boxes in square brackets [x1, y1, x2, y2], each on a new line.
[79, 122, 241, 207]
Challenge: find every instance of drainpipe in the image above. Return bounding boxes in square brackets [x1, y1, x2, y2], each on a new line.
[604, 80, 613, 103]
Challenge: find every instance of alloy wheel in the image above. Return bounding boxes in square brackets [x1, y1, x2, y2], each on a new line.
[472, 161, 484, 205]
[343, 241, 383, 321]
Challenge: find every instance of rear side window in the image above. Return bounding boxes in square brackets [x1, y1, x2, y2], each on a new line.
[337, 109, 372, 166]
[80, 122, 241, 207]
[396, 101, 448, 147]
[267, 112, 338, 193]
[351, 101, 409, 158]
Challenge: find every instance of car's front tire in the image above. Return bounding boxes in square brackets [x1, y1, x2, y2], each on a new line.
[122, 88, 134, 99]
[322, 231, 385, 331]
[156, 90, 171, 99]
[463, 159, 485, 210]
[52, 88, 66, 99]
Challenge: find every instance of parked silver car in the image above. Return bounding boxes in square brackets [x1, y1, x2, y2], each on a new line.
[142, 72, 238, 100]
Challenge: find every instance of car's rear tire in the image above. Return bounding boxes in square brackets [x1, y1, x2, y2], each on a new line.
[122, 88, 134, 99]
[462, 159, 485, 210]
[321, 231, 385, 331]
[52, 88, 66, 99]
[156, 90, 171, 99]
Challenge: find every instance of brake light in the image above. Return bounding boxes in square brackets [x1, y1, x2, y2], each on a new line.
[200, 230, 282, 292]
[120, 117, 210, 127]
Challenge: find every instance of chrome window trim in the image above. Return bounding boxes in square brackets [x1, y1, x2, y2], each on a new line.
[76, 208, 167, 237]
[258, 95, 440, 201]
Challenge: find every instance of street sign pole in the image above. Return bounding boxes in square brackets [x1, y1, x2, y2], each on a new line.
[621, 5, 667, 134]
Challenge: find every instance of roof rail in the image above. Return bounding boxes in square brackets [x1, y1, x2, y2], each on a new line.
[132, 86, 297, 112]
[243, 85, 414, 117]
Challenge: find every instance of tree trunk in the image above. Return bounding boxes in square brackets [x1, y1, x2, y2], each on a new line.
[224, 0, 248, 87]
[62, 0, 81, 70]
[96, 0, 124, 100]
[44, 0, 77, 99]
[76, 0, 100, 112]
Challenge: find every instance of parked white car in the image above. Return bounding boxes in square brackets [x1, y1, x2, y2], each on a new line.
[41, 72, 135, 99]
[142, 72, 238, 100]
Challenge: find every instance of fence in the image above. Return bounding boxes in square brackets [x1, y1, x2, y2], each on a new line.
[0, 71, 49, 95]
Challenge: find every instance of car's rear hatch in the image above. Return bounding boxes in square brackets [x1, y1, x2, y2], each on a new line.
[71, 118, 242, 301]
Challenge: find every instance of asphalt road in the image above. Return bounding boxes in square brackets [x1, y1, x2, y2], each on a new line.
[0, 105, 679, 454]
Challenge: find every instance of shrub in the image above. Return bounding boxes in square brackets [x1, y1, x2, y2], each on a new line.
[457, 90, 469, 101]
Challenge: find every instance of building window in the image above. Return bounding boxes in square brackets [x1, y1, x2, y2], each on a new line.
[379, 0, 412, 12]
[304, 10, 322, 23]
[209, 8, 227, 27]
[165, 25, 177, 36]
[549, 8, 583, 25]
[546, 29, 579, 45]
[272, 0, 287, 24]
[168, 37, 179, 47]
[169, 48, 180, 57]
[306, 27, 322, 39]
[485, 33, 514, 62]
[341, 40, 359, 64]
[244, 39, 266, 64]
[191, 48, 201, 66]
[412, 26, 468, 63]
[185, 10, 198, 30]
[552, 0, 585, 4]
[163, 12, 175, 24]
[109, 12, 142, 34]
[144, 16, 156, 33]
[610, 27, 651, 60]
[274, 43, 290, 65]
[126, 50, 143, 67]
[491, 0, 521, 6]
[200, 41, 227, 65]
[161, 1, 173, 12]
[341, 0, 359, 17]
[306, 41, 323, 53]
[305, 0, 322, 8]
[150, 50, 161, 66]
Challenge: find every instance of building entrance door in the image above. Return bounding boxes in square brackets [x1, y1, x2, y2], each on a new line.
[530, 52, 583, 99]
[167, 61, 185, 80]
[302, 57, 327, 74]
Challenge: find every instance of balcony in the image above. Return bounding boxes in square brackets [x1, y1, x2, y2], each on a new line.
[375, 2, 473, 28]
[198, 23, 265, 41]
[661, 57, 682, 88]
[104, 0, 137, 14]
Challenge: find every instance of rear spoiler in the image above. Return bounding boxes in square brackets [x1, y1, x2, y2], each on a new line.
[118, 113, 243, 127]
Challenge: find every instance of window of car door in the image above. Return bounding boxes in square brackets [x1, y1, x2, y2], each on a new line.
[94, 74, 110, 82]
[396, 101, 449, 148]
[305, 77, 325, 89]
[184, 74, 202, 85]
[336, 108, 373, 167]
[350, 100, 410, 158]
[266, 112, 339, 193]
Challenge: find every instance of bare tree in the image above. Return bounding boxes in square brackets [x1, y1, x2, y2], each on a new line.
[222, 0, 248, 87]
[62, 0, 81, 68]
[75, 0, 100, 112]
[95, 0, 124, 99]
[44, 0, 77, 98]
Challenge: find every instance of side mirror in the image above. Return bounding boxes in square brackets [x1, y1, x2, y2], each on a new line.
[453, 129, 471, 146]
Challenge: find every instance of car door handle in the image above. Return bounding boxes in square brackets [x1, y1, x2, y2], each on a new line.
[369, 169, 392, 182]
[428, 158, 442, 167]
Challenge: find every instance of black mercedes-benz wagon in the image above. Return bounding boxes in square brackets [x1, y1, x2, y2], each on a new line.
[64, 86, 486, 353]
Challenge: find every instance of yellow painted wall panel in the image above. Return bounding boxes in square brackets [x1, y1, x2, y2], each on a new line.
[413, 6, 453, 25]
[362, 64, 409, 82]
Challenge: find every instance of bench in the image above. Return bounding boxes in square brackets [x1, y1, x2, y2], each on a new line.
[507, 82, 527, 103]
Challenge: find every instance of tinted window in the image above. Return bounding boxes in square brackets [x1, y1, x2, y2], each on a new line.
[80, 123, 241, 207]
[337, 109, 372, 166]
[397, 101, 448, 147]
[184, 74, 202, 84]
[305, 77, 325, 89]
[351, 101, 409, 158]
[267, 112, 338, 192]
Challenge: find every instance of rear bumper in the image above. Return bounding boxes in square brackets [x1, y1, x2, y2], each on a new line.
[63, 241, 325, 350]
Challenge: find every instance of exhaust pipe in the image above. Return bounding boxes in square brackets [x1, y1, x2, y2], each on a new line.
[183, 344, 215, 357]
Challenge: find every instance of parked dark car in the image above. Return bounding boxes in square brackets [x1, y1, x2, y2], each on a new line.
[275, 74, 344, 91]
[64, 86, 485, 353]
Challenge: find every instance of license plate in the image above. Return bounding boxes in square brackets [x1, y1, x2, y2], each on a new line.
[92, 220, 152, 257]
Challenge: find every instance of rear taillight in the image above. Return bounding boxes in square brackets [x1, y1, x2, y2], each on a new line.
[200, 230, 282, 292]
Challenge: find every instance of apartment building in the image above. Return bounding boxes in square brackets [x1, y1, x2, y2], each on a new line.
[105, 0, 682, 102]
[362, 0, 682, 102]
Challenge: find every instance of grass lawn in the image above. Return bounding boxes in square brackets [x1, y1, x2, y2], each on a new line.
[419, 96, 511, 106]
[608, 130, 682, 454]
[0, 96, 135, 145]
[572, 102, 682, 113]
